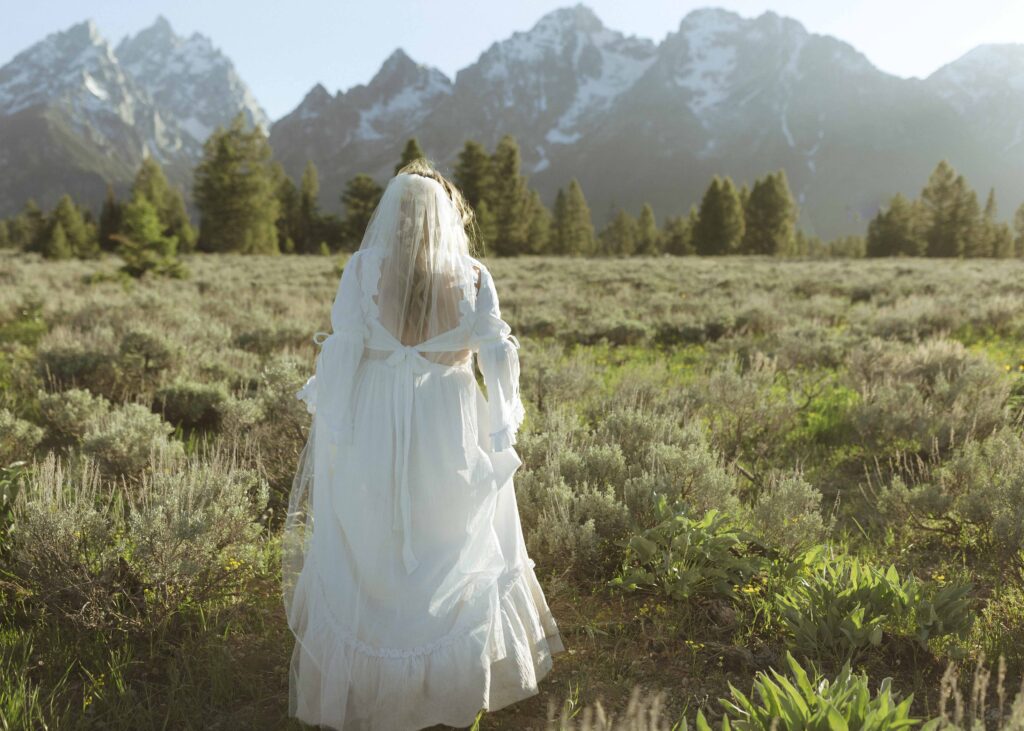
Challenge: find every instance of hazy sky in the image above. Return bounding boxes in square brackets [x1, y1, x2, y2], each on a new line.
[2, 0, 1022, 120]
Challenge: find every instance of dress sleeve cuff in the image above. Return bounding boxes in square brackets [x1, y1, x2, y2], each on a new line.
[296, 374, 317, 414]
[490, 425, 516, 453]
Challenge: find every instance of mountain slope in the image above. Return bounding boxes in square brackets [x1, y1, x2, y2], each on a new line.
[0, 17, 267, 215]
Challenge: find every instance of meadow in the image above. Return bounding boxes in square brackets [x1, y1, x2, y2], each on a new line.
[2, 249, 1024, 729]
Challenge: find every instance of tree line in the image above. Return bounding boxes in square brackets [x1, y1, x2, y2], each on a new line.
[866, 160, 1024, 258]
[3, 112, 1023, 267]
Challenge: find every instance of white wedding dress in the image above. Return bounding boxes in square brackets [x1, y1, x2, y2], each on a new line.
[282, 173, 564, 730]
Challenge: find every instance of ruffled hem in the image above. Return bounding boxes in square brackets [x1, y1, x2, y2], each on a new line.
[287, 561, 565, 731]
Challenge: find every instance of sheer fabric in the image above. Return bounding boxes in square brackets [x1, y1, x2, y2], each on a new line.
[283, 173, 563, 730]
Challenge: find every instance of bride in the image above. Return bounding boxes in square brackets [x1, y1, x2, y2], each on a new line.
[282, 159, 564, 730]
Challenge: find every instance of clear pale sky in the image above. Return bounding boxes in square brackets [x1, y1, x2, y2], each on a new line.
[2, 0, 1022, 120]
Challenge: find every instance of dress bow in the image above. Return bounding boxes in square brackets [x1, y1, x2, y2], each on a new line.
[385, 343, 431, 575]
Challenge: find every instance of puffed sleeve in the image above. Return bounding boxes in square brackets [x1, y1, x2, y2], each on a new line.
[472, 265, 526, 453]
[296, 252, 366, 445]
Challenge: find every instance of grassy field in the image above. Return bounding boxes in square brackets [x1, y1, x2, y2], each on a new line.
[2, 249, 1024, 729]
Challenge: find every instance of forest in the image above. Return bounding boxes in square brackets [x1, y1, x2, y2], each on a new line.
[2, 114, 1023, 274]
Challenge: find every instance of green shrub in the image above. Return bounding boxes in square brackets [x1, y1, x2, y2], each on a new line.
[154, 380, 229, 431]
[8, 450, 268, 633]
[118, 328, 175, 390]
[696, 650, 932, 731]
[0, 408, 43, 465]
[81, 403, 182, 480]
[749, 471, 832, 555]
[36, 338, 119, 397]
[36, 387, 111, 449]
[609, 501, 767, 602]
[843, 337, 1009, 457]
[877, 426, 1024, 581]
[774, 550, 973, 664]
[685, 351, 799, 465]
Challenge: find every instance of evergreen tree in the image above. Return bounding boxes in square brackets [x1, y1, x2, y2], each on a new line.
[694, 176, 745, 255]
[1015, 201, 1024, 257]
[921, 160, 981, 258]
[599, 208, 639, 256]
[298, 160, 322, 253]
[486, 135, 532, 256]
[271, 162, 300, 253]
[453, 140, 493, 209]
[523, 189, 551, 254]
[132, 157, 196, 251]
[551, 180, 595, 256]
[660, 211, 694, 256]
[990, 221, 1015, 258]
[24, 200, 46, 251]
[98, 184, 124, 252]
[741, 170, 797, 255]
[975, 188, 1015, 258]
[341, 174, 383, 249]
[9, 200, 45, 252]
[551, 187, 569, 254]
[738, 183, 751, 212]
[829, 235, 866, 258]
[394, 138, 426, 175]
[194, 114, 280, 254]
[113, 195, 184, 278]
[635, 203, 659, 255]
[41, 221, 71, 260]
[0, 220, 9, 249]
[866, 193, 926, 256]
[473, 199, 498, 253]
[50, 194, 98, 258]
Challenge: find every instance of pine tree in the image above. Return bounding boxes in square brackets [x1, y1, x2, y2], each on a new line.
[453, 140, 493, 209]
[551, 187, 569, 254]
[486, 135, 532, 256]
[866, 193, 926, 256]
[98, 184, 124, 252]
[694, 176, 744, 255]
[973, 187, 1015, 258]
[1015, 201, 1024, 257]
[394, 138, 426, 175]
[741, 170, 797, 255]
[738, 183, 751, 212]
[341, 174, 383, 249]
[271, 162, 300, 253]
[50, 194, 98, 258]
[635, 203, 659, 255]
[113, 195, 184, 278]
[473, 199, 498, 252]
[194, 114, 280, 254]
[523, 189, 551, 254]
[0, 220, 9, 249]
[41, 221, 71, 260]
[660, 213, 693, 256]
[921, 160, 981, 258]
[297, 160, 322, 253]
[551, 179, 595, 256]
[599, 208, 639, 256]
[132, 157, 196, 251]
[9, 200, 45, 252]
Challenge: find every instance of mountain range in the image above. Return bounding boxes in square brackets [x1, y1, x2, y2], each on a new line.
[1, 5, 1022, 239]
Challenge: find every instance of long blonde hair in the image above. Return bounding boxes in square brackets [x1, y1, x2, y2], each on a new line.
[395, 158, 482, 256]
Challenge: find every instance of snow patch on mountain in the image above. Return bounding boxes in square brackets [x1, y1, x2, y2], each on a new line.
[546, 41, 656, 143]
[116, 16, 270, 140]
[673, 9, 742, 123]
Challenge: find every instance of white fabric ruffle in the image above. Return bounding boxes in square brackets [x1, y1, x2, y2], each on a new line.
[288, 559, 564, 730]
